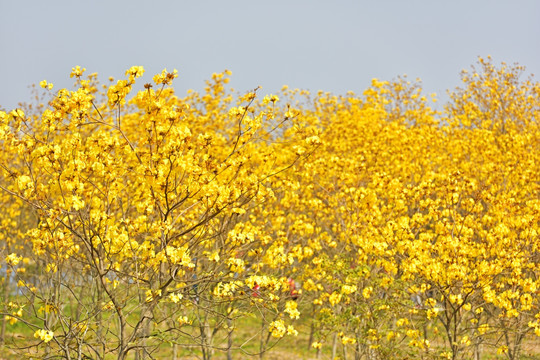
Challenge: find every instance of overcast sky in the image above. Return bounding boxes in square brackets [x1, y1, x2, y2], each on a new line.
[1, 0, 539, 111]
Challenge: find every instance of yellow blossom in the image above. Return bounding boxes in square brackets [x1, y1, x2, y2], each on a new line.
[5, 253, 22, 266]
[34, 329, 54, 343]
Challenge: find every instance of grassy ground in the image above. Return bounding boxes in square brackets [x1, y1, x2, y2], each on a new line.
[1, 307, 539, 359]
[1, 337, 539, 359]
[2, 328, 540, 359]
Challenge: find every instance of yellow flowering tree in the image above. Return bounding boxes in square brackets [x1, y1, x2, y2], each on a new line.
[0, 67, 313, 359]
[0, 58, 538, 360]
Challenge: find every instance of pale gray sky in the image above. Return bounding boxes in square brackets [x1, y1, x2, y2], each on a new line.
[1, 0, 539, 111]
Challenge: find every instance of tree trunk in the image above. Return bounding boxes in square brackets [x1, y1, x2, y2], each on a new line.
[96, 277, 103, 352]
[259, 320, 264, 360]
[0, 273, 10, 345]
[473, 339, 481, 360]
[308, 322, 315, 351]
[332, 332, 338, 360]
[227, 317, 233, 360]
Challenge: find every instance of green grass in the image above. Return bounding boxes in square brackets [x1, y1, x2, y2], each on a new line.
[1, 297, 539, 360]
